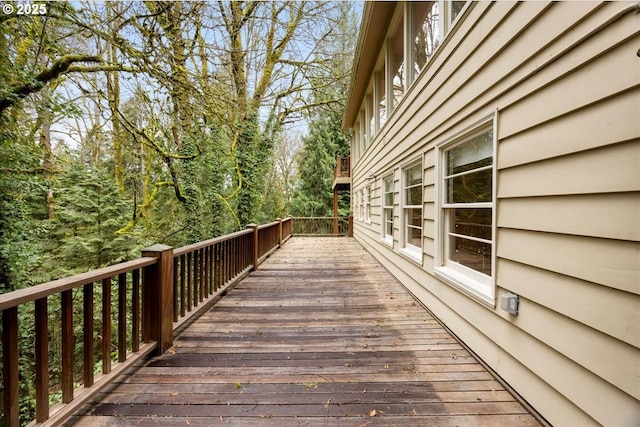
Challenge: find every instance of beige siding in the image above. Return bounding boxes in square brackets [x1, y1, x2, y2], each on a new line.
[498, 89, 640, 169]
[497, 229, 638, 294]
[498, 193, 640, 241]
[349, 2, 640, 425]
[498, 259, 639, 350]
[498, 139, 640, 197]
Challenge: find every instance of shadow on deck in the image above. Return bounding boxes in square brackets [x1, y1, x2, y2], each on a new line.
[66, 238, 541, 426]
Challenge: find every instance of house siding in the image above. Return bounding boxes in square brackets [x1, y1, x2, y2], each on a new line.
[348, 2, 640, 426]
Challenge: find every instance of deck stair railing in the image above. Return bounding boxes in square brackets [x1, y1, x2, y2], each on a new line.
[0, 217, 293, 427]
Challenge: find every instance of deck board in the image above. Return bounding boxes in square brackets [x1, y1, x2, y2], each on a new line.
[65, 237, 542, 426]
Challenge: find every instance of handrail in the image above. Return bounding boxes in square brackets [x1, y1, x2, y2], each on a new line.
[0, 257, 157, 311]
[173, 228, 253, 257]
[0, 217, 294, 427]
[292, 216, 352, 236]
[1, 256, 159, 427]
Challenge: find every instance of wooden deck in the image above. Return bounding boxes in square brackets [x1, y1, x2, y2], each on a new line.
[65, 238, 542, 427]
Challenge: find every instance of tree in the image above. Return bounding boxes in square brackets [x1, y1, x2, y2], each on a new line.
[214, 1, 357, 226]
[290, 3, 358, 217]
[291, 109, 350, 217]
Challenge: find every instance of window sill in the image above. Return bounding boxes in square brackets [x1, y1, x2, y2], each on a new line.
[434, 266, 495, 308]
[399, 246, 422, 266]
[381, 236, 393, 248]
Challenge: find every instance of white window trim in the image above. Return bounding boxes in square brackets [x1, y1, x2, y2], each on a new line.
[399, 159, 423, 263]
[365, 185, 372, 224]
[434, 112, 497, 307]
[381, 174, 394, 247]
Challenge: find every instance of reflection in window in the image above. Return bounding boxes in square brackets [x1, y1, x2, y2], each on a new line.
[443, 127, 493, 276]
[360, 111, 367, 151]
[391, 14, 405, 109]
[414, 1, 440, 75]
[378, 69, 387, 129]
[365, 185, 371, 222]
[449, 1, 467, 26]
[382, 176, 394, 242]
[393, 60, 405, 108]
[403, 163, 423, 252]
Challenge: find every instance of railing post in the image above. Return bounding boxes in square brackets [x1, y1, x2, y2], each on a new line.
[348, 215, 354, 237]
[142, 244, 174, 355]
[248, 224, 259, 270]
[276, 218, 282, 246]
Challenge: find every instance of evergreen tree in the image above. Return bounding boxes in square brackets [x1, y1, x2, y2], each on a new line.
[291, 109, 350, 217]
[40, 161, 148, 279]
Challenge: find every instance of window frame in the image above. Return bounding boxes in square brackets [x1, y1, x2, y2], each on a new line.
[365, 184, 372, 224]
[435, 113, 497, 306]
[351, 2, 472, 169]
[381, 174, 395, 247]
[400, 160, 423, 262]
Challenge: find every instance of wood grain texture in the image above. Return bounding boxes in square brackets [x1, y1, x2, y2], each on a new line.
[65, 238, 541, 427]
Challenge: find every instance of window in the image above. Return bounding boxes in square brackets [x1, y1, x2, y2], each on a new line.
[402, 162, 423, 260]
[390, 13, 405, 108]
[444, 1, 467, 34]
[382, 176, 394, 245]
[365, 185, 371, 223]
[436, 121, 495, 304]
[360, 189, 365, 221]
[413, 1, 440, 76]
[366, 94, 374, 145]
[360, 111, 368, 151]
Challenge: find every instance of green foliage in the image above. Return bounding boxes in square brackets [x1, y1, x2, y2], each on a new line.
[0, 2, 360, 424]
[0, 119, 46, 293]
[39, 162, 149, 279]
[235, 111, 278, 228]
[291, 109, 351, 217]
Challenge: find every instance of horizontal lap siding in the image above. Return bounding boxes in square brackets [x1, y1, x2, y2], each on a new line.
[496, 6, 639, 424]
[351, 1, 640, 426]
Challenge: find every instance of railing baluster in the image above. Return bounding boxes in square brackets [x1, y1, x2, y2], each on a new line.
[193, 251, 200, 307]
[173, 258, 179, 322]
[102, 277, 112, 374]
[35, 298, 49, 422]
[132, 269, 140, 352]
[208, 245, 214, 295]
[2, 306, 19, 427]
[180, 255, 186, 317]
[214, 243, 220, 291]
[83, 284, 94, 387]
[199, 248, 204, 302]
[204, 247, 209, 295]
[61, 289, 74, 403]
[231, 237, 237, 278]
[187, 252, 193, 312]
[223, 240, 228, 284]
[229, 239, 233, 282]
[118, 273, 127, 363]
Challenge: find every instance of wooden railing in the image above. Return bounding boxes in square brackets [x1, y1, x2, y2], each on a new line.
[0, 217, 293, 427]
[292, 217, 352, 236]
[333, 156, 350, 180]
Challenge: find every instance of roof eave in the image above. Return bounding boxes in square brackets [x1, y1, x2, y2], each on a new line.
[342, 2, 396, 132]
